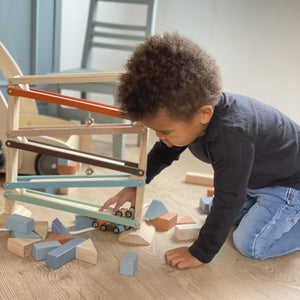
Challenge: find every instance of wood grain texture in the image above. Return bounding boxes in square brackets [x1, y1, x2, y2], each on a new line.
[0, 133, 300, 299]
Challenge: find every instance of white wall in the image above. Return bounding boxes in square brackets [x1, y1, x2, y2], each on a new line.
[60, 0, 300, 122]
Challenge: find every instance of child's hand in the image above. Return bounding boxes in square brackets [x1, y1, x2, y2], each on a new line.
[99, 187, 136, 214]
[165, 247, 203, 270]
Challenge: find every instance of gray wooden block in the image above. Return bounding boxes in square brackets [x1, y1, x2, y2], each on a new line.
[144, 199, 168, 220]
[120, 251, 138, 276]
[200, 196, 214, 214]
[46, 237, 86, 269]
[32, 240, 61, 261]
[75, 215, 94, 231]
[12, 231, 41, 239]
[52, 218, 71, 236]
[6, 214, 34, 234]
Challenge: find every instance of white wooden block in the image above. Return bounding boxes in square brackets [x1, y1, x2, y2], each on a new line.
[174, 224, 201, 241]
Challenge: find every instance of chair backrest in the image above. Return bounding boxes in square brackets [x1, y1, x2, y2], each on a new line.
[0, 42, 39, 115]
[81, 0, 157, 69]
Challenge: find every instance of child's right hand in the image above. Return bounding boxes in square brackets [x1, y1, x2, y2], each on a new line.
[99, 187, 136, 214]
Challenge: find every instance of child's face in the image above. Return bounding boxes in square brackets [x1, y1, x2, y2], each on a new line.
[141, 107, 213, 147]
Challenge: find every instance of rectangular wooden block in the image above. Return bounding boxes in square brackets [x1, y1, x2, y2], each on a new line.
[150, 212, 177, 231]
[120, 251, 138, 276]
[185, 172, 214, 187]
[32, 240, 61, 261]
[6, 214, 34, 234]
[200, 196, 214, 214]
[12, 231, 41, 239]
[174, 224, 200, 241]
[46, 237, 86, 269]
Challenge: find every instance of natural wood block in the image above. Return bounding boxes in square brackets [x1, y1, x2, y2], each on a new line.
[207, 188, 215, 197]
[8, 238, 41, 257]
[45, 233, 74, 245]
[150, 212, 177, 231]
[174, 224, 201, 241]
[57, 161, 78, 175]
[76, 239, 97, 265]
[185, 172, 214, 187]
[176, 215, 196, 225]
[119, 221, 155, 246]
[34, 221, 49, 240]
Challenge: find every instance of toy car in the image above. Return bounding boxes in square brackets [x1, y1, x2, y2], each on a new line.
[115, 207, 135, 219]
[92, 219, 125, 234]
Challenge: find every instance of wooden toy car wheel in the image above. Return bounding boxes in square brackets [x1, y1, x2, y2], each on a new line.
[113, 227, 120, 234]
[115, 211, 123, 217]
[125, 211, 133, 218]
[92, 221, 99, 228]
[100, 224, 107, 231]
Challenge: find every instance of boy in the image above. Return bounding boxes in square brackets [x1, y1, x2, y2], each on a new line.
[100, 32, 300, 270]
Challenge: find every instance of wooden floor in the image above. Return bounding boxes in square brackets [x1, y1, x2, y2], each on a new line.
[0, 132, 300, 300]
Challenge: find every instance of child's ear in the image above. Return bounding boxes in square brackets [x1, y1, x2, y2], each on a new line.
[196, 105, 214, 125]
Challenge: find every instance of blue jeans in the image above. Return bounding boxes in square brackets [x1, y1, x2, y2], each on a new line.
[233, 186, 300, 260]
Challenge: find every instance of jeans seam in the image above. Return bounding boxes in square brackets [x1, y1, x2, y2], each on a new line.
[252, 203, 289, 259]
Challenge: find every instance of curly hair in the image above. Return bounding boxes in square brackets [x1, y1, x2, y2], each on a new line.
[117, 32, 222, 121]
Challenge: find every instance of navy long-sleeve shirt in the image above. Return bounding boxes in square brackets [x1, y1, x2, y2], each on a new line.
[146, 92, 300, 263]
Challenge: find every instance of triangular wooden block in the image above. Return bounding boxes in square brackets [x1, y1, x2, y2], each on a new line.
[8, 238, 41, 257]
[119, 221, 155, 246]
[144, 199, 168, 220]
[176, 215, 196, 225]
[34, 221, 49, 239]
[76, 239, 97, 265]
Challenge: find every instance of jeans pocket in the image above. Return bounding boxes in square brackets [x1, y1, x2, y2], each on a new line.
[288, 211, 300, 226]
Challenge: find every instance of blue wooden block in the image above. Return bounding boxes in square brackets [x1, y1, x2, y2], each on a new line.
[45, 187, 60, 194]
[32, 241, 61, 261]
[52, 218, 71, 236]
[6, 214, 34, 234]
[200, 196, 214, 214]
[57, 158, 72, 166]
[75, 215, 94, 231]
[12, 231, 41, 239]
[120, 251, 138, 276]
[144, 199, 168, 220]
[46, 237, 86, 269]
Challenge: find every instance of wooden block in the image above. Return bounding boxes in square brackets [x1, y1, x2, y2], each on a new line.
[185, 172, 214, 187]
[57, 161, 78, 175]
[0, 205, 32, 228]
[174, 224, 201, 241]
[12, 231, 41, 239]
[200, 196, 214, 214]
[32, 241, 61, 261]
[34, 221, 49, 239]
[176, 215, 196, 225]
[46, 237, 86, 269]
[75, 215, 94, 231]
[8, 238, 41, 257]
[6, 214, 34, 234]
[76, 239, 97, 265]
[144, 199, 168, 220]
[52, 218, 71, 236]
[206, 188, 215, 197]
[150, 212, 177, 231]
[119, 221, 155, 246]
[57, 158, 72, 166]
[120, 251, 138, 276]
[45, 233, 74, 245]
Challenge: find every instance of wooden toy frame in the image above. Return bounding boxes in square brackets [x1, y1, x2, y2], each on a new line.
[2, 72, 148, 228]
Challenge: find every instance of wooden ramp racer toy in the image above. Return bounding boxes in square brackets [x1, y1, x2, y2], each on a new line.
[2, 71, 148, 229]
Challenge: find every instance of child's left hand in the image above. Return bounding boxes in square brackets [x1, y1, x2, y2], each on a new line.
[165, 247, 203, 270]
